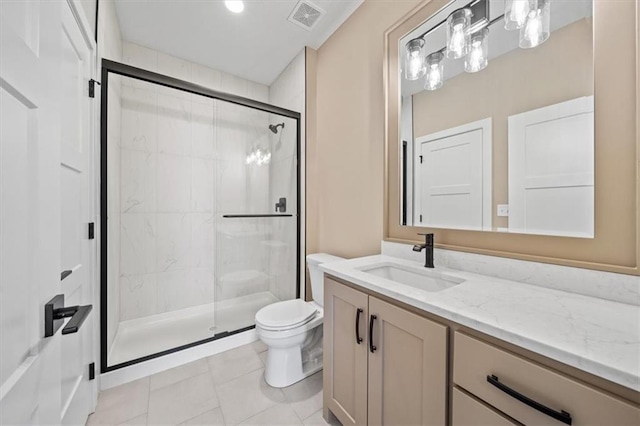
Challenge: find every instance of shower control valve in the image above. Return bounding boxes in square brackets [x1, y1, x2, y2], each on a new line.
[275, 197, 287, 213]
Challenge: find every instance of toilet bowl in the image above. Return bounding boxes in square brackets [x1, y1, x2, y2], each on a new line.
[255, 253, 344, 388]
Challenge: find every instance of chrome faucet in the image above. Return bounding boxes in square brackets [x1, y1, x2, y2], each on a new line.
[412, 233, 434, 268]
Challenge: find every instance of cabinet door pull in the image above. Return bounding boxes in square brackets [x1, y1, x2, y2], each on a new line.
[486, 375, 572, 425]
[369, 315, 377, 353]
[355, 308, 363, 344]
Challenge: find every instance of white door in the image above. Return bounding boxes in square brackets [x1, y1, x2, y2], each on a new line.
[0, 1, 97, 424]
[508, 96, 594, 237]
[414, 118, 492, 231]
[59, 1, 97, 424]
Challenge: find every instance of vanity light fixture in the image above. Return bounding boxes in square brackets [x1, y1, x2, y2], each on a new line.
[225, 0, 244, 13]
[519, 0, 550, 48]
[405, 0, 551, 90]
[504, 0, 530, 30]
[446, 8, 472, 59]
[465, 27, 489, 73]
[424, 51, 445, 91]
[405, 38, 427, 81]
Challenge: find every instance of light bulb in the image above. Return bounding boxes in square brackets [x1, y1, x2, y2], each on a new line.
[225, 1, 244, 13]
[424, 51, 444, 91]
[505, 0, 530, 30]
[519, 0, 550, 48]
[446, 8, 471, 59]
[466, 42, 485, 72]
[450, 25, 465, 57]
[464, 28, 488, 73]
[426, 65, 441, 90]
[525, 11, 541, 44]
[404, 39, 426, 80]
[408, 52, 422, 77]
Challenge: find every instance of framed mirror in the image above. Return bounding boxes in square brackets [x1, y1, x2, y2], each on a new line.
[384, 0, 639, 275]
[399, 0, 594, 238]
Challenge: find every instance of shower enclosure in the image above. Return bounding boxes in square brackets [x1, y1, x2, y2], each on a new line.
[100, 60, 300, 371]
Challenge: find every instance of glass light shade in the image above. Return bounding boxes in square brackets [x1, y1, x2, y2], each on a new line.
[519, 0, 550, 48]
[504, 0, 530, 30]
[465, 28, 489, 73]
[424, 52, 444, 91]
[404, 38, 426, 80]
[446, 8, 471, 59]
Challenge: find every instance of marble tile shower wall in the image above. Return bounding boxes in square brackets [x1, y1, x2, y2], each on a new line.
[117, 42, 272, 322]
[267, 50, 305, 301]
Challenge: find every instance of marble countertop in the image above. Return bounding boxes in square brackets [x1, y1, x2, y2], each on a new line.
[320, 255, 640, 392]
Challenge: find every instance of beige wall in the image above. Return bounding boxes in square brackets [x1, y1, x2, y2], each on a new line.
[311, 0, 422, 259]
[412, 19, 593, 228]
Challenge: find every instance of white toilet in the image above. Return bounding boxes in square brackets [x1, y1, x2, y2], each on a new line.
[255, 253, 344, 388]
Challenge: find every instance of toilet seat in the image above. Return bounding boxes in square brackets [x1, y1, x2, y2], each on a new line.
[255, 299, 318, 331]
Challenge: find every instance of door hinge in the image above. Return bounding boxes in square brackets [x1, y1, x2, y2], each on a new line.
[89, 363, 95, 380]
[88, 79, 101, 98]
[419, 214, 423, 222]
[419, 155, 423, 164]
[88, 222, 95, 239]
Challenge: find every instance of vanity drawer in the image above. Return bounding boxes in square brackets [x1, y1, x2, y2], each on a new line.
[452, 387, 516, 426]
[453, 332, 640, 425]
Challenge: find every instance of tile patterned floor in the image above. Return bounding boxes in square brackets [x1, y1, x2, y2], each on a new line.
[87, 341, 340, 426]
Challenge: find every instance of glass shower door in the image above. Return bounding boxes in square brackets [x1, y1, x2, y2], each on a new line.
[212, 101, 299, 335]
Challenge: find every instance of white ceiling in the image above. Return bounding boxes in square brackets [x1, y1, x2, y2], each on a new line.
[114, 0, 363, 86]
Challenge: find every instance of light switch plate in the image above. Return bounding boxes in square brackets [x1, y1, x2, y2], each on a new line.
[497, 204, 509, 217]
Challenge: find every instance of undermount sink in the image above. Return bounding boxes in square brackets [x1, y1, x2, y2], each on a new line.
[359, 262, 465, 292]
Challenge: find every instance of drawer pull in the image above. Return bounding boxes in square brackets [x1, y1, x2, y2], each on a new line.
[487, 375, 572, 425]
[355, 308, 363, 344]
[369, 315, 377, 353]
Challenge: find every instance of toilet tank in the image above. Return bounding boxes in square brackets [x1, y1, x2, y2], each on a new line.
[306, 253, 344, 307]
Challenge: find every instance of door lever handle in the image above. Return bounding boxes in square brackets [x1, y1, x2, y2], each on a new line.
[44, 294, 93, 337]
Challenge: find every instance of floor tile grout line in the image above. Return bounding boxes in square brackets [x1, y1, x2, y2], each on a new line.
[146, 376, 151, 424]
[149, 364, 211, 393]
[301, 408, 323, 423]
[232, 398, 282, 426]
[211, 364, 265, 389]
[175, 406, 223, 426]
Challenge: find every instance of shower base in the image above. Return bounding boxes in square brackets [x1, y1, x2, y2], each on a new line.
[108, 291, 279, 366]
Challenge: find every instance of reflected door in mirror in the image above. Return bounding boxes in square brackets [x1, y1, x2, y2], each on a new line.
[414, 118, 492, 231]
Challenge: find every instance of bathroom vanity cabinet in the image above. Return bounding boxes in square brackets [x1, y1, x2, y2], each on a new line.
[323, 277, 447, 425]
[323, 275, 640, 426]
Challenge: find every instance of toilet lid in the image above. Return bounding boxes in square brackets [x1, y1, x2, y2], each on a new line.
[255, 299, 318, 330]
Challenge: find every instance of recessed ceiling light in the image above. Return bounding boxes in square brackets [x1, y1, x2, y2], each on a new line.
[225, 0, 244, 13]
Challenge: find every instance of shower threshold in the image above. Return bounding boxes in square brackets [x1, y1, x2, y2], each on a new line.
[108, 291, 279, 366]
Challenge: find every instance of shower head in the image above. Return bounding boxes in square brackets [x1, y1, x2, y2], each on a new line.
[269, 123, 285, 134]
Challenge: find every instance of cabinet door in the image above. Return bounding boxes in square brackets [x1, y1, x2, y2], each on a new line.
[368, 297, 447, 426]
[324, 278, 369, 426]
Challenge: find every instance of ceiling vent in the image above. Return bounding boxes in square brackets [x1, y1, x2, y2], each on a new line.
[288, 0, 325, 31]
